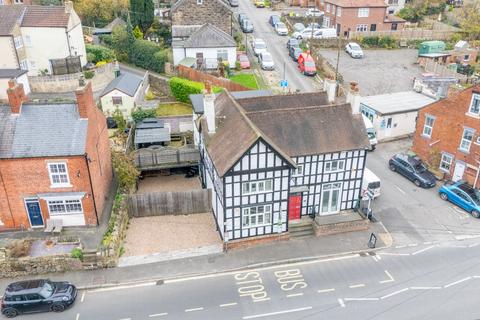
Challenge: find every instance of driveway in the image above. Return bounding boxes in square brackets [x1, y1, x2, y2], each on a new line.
[317, 48, 422, 96]
[367, 139, 480, 245]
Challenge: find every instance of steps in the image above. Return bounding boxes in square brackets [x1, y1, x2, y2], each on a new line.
[289, 219, 315, 238]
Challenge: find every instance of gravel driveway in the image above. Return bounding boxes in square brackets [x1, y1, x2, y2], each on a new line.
[317, 48, 422, 96]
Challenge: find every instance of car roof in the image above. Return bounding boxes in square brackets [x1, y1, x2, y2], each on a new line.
[254, 38, 265, 43]
[349, 42, 360, 46]
[5, 280, 47, 295]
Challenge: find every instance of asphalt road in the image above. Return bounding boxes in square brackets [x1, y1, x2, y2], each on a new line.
[234, 0, 318, 92]
[25, 238, 480, 320]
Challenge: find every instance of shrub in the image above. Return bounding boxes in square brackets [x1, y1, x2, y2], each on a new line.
[87, 52, 96, 63]
[112, 151, 140, 193]
[131, 107, 156, 122]
[7, 240, 31, 258]
[133, 25, 144, 39]
[361, 36, 379, 48]
[83, 70, 95, 79]
[145, 90, 156, 100]
[96, 61, 107, 67]
[129, 40, 167, 73]
[85, 44, 115, 64]
[169, 77, 204, 103]
[71, 248, 83, 261]
[235, 60, 241, 71]
[378, 36, 397, 49]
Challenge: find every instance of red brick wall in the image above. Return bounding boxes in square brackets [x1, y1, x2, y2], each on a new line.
[412, 86, 480, 187]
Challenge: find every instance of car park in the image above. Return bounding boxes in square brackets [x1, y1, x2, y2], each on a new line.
[237, 53, 250, 69]
[241, 19, 254, 33]
[269, 15, 280, 27]
[286, 37, 300, 50]
[275, 22, 288, 36]
[305, 8, 323, 17]
[289, 46, 302, 61]
[388, 153, 436, 188]
[1, 279, 77, 318]
[439, 181, 480, 218]
[252, 38, 267, 56]
[345, 42, 364, 58]
[255, 0, 265, 7]
[258, 52, 275, 70]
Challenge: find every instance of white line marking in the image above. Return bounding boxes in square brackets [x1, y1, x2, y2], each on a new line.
[408, 243, 418, 247]
[286, 293, 304, 298]
[395, 185, 406, 195]
[80, 292, 85, 303]
[473, 276, 480, 279]
[344, 297, 379, 301]
[371, 256, 378, 262]
[118, 318, 131, 320]
[149, 313, 168, 318]
[376, 255, 382, 260]
[412, 245, 435, 255]
[349, 284, 365, 288]
[220, 302, 238, 307]
[455, 235, 480, 240]
[185, 307, 204, 312]
[395, 245, 407, 249]
[379, 270, 395, 284]
[444, 277, 471, 288]
[242, 306, 313, 319]
[88, 282, 156, 293]
[75, 313, 80, 320]
[379, 252, 410, 256]
[423, 242, 432, 245]
[410, 287, 441, 290]
[318, 288, 335, 293]
[253, 298, 271, 303]
[469, 243, 480, 248]
[381, 288, 409, 300]
[338, 298, 345, 308]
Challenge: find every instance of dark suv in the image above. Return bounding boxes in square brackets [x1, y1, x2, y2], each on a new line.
[389, 153, 436, 188]
[1, 279, 77, 318]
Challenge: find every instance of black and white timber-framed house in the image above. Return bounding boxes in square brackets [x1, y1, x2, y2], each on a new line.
[195, 87, 371, 242]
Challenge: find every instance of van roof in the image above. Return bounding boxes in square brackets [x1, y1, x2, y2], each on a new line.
[363, 168, 380, 182]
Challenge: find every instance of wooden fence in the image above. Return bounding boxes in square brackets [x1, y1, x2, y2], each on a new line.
[177, 65, 251, 92]
[127, 189, 212, 217]
[349, 29, 457, 41]
[133, 145, 200, 170]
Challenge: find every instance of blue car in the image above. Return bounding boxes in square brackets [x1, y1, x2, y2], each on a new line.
[439, 181, 480, 218]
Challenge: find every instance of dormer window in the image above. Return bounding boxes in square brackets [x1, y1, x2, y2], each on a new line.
[468, 93, 479, 116]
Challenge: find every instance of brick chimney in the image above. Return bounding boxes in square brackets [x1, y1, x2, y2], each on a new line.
[75, 80, 94, 119]
[7, 79, 27, 114]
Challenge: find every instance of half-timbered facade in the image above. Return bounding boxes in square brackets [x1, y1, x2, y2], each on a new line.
[197, 89, 370, 242]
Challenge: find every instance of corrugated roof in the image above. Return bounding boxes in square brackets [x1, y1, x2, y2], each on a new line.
[183, 23, 236, 48]
[0, 69, 28, 79]
[101, 72, 143, 97]
[0, 6, 24, 35]
[21, 5, 70, 28]
[360, 91, 436, 115]
[189, 90, 273, 113]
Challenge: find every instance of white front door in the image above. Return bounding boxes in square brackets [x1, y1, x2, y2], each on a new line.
[452, 161, 466, 182]
[320, 182, 342, 215]
[384, 117, 393, 137]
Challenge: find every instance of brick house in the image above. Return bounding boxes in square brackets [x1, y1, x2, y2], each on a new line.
[319, 0, 405, 37]
[0, 80, 112, 230]
[0, 0, 33, 5]
[412, 86, 480, 188]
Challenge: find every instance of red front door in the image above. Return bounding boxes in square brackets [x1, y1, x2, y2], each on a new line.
[288, 194, 302, 220]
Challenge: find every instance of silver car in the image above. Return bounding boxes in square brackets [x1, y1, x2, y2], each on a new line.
[253, 39, 267, 56]
[258, 52, 275, 70]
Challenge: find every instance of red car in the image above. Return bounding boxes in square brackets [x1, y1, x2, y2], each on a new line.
[237, 54, 250, 69]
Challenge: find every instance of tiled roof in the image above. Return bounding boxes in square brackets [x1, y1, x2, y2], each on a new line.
[327, 0, 387, 7]
[21, 5, 70, 28]
[183, 23, 236, 48]
[189, 90, 273, 113]
[0, 6, 24, 35]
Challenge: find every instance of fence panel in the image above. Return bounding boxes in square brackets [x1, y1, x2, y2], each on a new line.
[177, 65, 251, 92]
[127, 189, 212, 217]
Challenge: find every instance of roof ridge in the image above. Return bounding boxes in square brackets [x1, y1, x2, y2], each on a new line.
[237, 91, 327, 101]
[245, 104, 334, 114]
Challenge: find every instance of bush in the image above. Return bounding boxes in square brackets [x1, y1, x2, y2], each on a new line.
[129, 40, 167, 73]
[87, 52, 96, 63]
[131, 107, 156, 122]
[83, 70, 95, 79]
[378, 36, 398, 49]
[361, 36, 379, 48]
[96, 61, 107, 67]
[133, 25, 144, 39]
[85, 44, 115, 64]
[7, 240, 31, 258]
[145, 90, 156, 100]
[235, 60, 241, 71]
[169, 77, 204, 103]
[112, 151, 140, 193]
[71, 248, 83, 261]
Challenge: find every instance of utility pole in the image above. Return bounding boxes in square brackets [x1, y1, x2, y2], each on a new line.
[334, 36, 341, 98]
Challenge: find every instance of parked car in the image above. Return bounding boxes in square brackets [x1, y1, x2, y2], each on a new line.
[345, 42, 364, 58]
[388, 153, 436, 188]
[258, 52, 275, 70]
[1, 279, 77, 318]
[255, 0, 265, 7]
[306, 22, 321, 29]
[229, 0, 238, 6]
[439, 181, 480, 218]
[293, 27, 319, 40]
[238, 13, 247, 25]
[312, 28, 337, 39]
[297, 52, 316, 76]
[241, 19, 254, 33]
[286, 37, 300, 50]
[237, 53, 250, 69]
[289, 46, 303, 61]
[269, 15, 280, 27]
[305, 8, 323, 17]
[292, 22, 305, 33]
[252, 38, 267, 56]
[275, 22, 288, 36]
[362, 168, 381, 199]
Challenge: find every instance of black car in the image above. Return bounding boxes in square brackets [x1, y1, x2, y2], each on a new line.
[388, 153, 436, 188]
[286, 37, 300, 50]
[289, 46, 302, 61]
[1, 279, 77, 318]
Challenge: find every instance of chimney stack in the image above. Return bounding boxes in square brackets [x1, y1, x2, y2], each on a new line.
[323, 77, 336, 103]
[75, 81, 94, 119]
[65, 1, 74, 13]
[346, 81, 361, 115]
[7, 79, 27, 114]
[203, 82, 216, 134]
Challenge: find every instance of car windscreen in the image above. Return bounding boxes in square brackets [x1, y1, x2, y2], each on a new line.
[368, 182, 380, 189]
[255, 42, 266, 49]
[464, 187, 480, 205]
[39, 282, 54, 298]
[262, 54, 273, 62]
[351, 44, 361, 50]
[305, 61, 315, 67]
[414, 163, 427, 173]
[277, 23, 286, 28]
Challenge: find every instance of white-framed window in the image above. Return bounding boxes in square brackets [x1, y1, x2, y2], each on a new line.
[326, 3, 330, 12]
[197, 0, 202, 4]
[29, 60, 36, 70]
[331, 5, 335, 14]
[48, 162, 71, 187]
[468, 93, 480, 116]
[358, 8, 369, 17]
[24, 35, 32, 47]
[242, 204, 272, 227]
[48, 199, 83, 215]
[422, 115, 435, 137]
[388, 0, 399, 4]
[356, 24, 368, 32]
[459, 128, 475, 152]
[242, 179, 273, 195]
[439, 153, 453, 172]
[325, 160, 345, 173]
[112, 96, 123, 105]
[337, 7, 342, 17]
[464, 54, 470, 61]
[217, 49, 228, 62]
[19, 60, 28, 70]
[292, 165, 303, 177]
[14, 36, 23, 49]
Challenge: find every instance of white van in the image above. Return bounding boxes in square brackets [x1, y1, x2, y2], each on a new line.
[362, 114, 377, 151]
[362, 168, 381, 199]
[313, 28, 337, 39]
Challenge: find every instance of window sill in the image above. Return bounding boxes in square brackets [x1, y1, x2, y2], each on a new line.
[50, 184, 73, 189]
[421, 134, 432, 139]
[466, 112, 480, 119]
[439, 167, 451, 174]
[243, 191, 273, 196]
[458, 148, 470, 155]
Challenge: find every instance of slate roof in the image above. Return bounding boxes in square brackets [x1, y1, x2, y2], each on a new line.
[200, 91, 370, 177]
[101, 72, 143, 97]
[183, 23, 236, 48]
[134, 128, 171, 144]
[0, 6, 24, 35]
[0, 69, 28, 79]
[21, 5, 70, 28]
[172, 25, 202, 38]
[0, 104, 87, 158]
[189, 90, 273, 113]
[360, 91, 435, 116]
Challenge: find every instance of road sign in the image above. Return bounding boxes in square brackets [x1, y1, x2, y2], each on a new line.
[280, 79, 288, 87]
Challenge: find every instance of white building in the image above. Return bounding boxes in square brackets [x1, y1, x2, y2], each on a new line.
[360, 91, 436, 142]
[0, 2, 87, 76]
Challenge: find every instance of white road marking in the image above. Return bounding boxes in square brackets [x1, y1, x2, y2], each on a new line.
[410, 287, 441, 290]
[408, 243, 418, 247]
[118, 318, 131, 320]
[286, 293, 304, 298]
[318, 288, 335, 293]
[80, 292, 85, 303]
[149, 313, 168, 318]
[395, 185, 406, 195]
[380, 288, 409, 300]
[379, 270, 395, 284]
[423, 242, 432, 245]
[371, 256, 379, 262]
[412, 245, 435, 255]
[379, 252, 410, 256]
[88, 282, 156, 293]
[376, 255, 382, 260]
[444, 277, 471, 288]
[253, 297, 271, 303]
[344, 297, 379, 301]
[395, 245, 407, 249]
[468, 243, 480, 248]
[220, 302, 238, 307]
[75, 313, 80, 320]
[338, 298, 345, 308]
[473, 276, 480, 279]
[455, 235, 480, 240]
[185, 307, 204, 312]
[242, 306, 313, 319]
[349, 284, 365, 288]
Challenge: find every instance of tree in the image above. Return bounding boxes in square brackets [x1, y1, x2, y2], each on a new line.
[458, 2, 480, 40]
[111, 151, 140, 193]
[73, 0, 129, 27]
[112, 108, 127, 134]
[129, 0, 154, 33]
[133, 25, 144, 39]
[398, 0, 446, 22]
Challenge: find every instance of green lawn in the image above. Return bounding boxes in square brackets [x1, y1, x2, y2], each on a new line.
[229, 73, 259, 89]
[156, 103, 193, 116]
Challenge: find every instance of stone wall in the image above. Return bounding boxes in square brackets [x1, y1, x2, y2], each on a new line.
[149, 73, 171, 96]
[313, 218, 369, 237]
[0, 253, 83, 278]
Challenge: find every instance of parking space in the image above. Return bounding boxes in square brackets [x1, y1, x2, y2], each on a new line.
[317, 48, 422, 95]
[137, 171, 202, 193]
